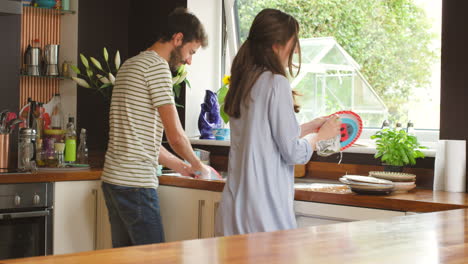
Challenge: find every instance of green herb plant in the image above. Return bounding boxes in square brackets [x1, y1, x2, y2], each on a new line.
[371, 128, 426, 167]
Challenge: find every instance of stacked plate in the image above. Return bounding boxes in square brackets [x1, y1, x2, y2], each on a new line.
[339, 175, 394, 195]
[369, 171, 417, 193]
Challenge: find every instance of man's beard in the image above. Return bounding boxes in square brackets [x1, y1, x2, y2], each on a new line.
[169, 46, 184, 72]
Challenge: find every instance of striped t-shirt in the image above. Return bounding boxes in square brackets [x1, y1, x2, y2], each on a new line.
[102, 51, 174, 189]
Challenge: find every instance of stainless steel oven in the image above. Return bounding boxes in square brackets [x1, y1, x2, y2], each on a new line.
[0, 182, 53, 260]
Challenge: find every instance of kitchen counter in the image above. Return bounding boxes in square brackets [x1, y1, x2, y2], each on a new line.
[1, 170, 468, 212]
[2, 208, 468, 264]
[0, 169, 102, 183]
[157, 175, 468, 212]
[2, 170, 468, 263]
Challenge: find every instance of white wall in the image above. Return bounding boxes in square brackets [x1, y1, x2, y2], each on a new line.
[59, 0, 79, 120]
[186, 0, 222, 137]
[59, 0, 221, 135]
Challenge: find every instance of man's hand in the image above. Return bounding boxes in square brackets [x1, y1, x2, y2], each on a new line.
[159, 146, 192, 176]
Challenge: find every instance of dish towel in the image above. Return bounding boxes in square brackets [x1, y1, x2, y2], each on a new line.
[433, 140, 466, 192]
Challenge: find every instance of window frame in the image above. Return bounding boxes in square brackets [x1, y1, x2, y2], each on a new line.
[221, 0, 440, 149]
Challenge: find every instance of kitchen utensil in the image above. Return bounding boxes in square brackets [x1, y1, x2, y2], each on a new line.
[0, 134, 9, 169]
[392, 182, 416, 193]
[18, 128, 37, 172]
[44, 44, 60, 76]
[369, 171, 416, 182]
[347, 187, 393, 195]
[339, 176, 394, 195]
[342, 175, 393, 185]
[331, 111, 363, 150]
[339, 177, 394, 187]
[6, 119, 22, 134]
[0, 110, 8, 133]
[24, 46, 41, 76]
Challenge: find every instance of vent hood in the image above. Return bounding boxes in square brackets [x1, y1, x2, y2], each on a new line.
[0, 0, 21, 15]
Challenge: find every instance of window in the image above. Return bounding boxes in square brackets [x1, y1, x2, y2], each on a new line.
[227, 0, 441, 131]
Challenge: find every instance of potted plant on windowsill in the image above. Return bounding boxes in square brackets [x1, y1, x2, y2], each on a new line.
[371, 128, 426, 172]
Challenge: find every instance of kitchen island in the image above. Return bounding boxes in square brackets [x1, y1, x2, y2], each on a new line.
[2, 170, 468, 263]
[1, 208, 468, 264]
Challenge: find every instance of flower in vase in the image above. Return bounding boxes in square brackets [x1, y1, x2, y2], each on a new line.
[71, 47, 121, 100]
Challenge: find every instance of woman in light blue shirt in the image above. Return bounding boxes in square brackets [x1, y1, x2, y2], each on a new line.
[215, 9, 341, 236]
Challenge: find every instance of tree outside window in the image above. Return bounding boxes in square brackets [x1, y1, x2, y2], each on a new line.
[235, 0, 440, 129]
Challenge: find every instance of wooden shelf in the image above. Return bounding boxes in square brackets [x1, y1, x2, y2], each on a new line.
[24, 5, 76, 15]
[20, 73, 71, 80]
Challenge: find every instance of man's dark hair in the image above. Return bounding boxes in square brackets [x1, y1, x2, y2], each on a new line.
[159, 7, 208, 47]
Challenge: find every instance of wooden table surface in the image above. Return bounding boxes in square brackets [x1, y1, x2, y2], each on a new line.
[2, 208, 468, 264]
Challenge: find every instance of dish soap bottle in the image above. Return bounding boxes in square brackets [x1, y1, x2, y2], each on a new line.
[77, 128, 88, 164]
[64, 117, 76, 163]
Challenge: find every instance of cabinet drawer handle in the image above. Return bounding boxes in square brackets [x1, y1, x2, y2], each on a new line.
[92, 189, 98, 250]
[198, 200, 205, 239]
[213, 202, 219, 237]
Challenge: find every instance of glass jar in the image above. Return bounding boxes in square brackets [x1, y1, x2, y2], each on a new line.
[54, 143, 65, 168]
[18, 128, 37, 172]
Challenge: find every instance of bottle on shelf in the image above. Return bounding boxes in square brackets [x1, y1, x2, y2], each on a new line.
[64, 117, 76, 163]
[35, 139, 45, 167]
[50, 93, 65, 130]
[77, 128, 88, 165]
[35, 102, 45, 142]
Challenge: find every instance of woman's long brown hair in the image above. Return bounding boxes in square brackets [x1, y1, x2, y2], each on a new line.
[224, 9, 302, 118]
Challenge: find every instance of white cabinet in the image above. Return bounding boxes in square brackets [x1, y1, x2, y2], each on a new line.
[158, 185, 221, 242]
[294, 200, 405, 228]
[96, 187, 113, 250]
[53, 180, 112, 255]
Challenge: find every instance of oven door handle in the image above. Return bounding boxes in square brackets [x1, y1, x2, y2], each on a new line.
[0, 210, 50, 219]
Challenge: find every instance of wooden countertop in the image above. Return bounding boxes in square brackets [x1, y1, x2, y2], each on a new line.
[3, 208, 468, 264]
[0, 169, 102, 183]
[2, 170, 468, 212]
[158, 175, 468, 212]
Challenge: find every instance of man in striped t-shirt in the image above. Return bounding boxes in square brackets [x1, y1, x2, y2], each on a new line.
[101, 8, 210, 247]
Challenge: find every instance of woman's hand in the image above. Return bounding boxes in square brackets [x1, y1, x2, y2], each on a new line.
[301, 116, 327, 137]
[316, 114, 341, 141]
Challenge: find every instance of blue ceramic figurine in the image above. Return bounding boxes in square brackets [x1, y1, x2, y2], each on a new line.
[198, 90, 222, 139]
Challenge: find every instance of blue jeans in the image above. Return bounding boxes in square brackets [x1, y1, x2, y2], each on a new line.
[101, 182, 165, 247]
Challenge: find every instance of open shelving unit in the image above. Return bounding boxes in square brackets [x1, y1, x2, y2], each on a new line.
[19, 6, 74, 108]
